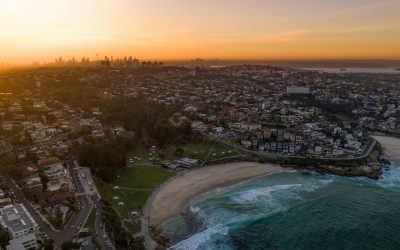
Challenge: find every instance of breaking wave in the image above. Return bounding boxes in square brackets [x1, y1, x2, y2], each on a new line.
[168, 160, 400, 250]
[168, 224, 230, 250]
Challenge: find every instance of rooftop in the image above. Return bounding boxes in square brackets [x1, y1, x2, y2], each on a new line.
[0, 204, 38, 233]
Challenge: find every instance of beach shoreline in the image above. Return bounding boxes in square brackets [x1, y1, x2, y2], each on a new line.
[144, 136, 400, 248]
[147, 135, 400, 227]
[147, 162, 284, 227]
[372, 136, 400, 159]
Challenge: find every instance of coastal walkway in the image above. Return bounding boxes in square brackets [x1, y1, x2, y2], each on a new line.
[207, 134, 377, 163]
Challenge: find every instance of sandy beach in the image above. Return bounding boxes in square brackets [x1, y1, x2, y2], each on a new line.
[373, 136, 400, 158]
[148, 162, 283, 226]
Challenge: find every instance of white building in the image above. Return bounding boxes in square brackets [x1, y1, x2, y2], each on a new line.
[38, 157, 71, 192]
[0, 204, 40, 250]
[8, 234, 38, 250]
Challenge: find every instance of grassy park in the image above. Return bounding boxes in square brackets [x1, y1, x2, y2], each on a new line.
[96, 139, 242, 235]
[126, 140, 242, 164]
[96, 165, 174, 220]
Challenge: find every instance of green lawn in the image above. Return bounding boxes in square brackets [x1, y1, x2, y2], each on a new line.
[112, 164, 173, 189]
[126, 140, 241, 164]
[96, 165, 174, 219]
[97, 140, 241, 236]
[126, 144, 153, 160]
[181, 141, 241, 162]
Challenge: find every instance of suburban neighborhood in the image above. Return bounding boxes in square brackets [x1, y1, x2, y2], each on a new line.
[0, 60, 398, 249]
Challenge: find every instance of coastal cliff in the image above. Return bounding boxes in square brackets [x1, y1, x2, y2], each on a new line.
[311, 164, 382, 179]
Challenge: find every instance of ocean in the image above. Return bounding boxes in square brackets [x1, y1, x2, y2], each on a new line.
[166, 159, 400, 250]
[302, 67, 400, 74]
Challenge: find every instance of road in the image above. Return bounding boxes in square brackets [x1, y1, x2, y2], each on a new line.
[93, 199, 114, 250]
[66, 159, 94, 232]
[4, 159, 94, 247]
[7, 178, 90, 246]
[67, 159, 115, 250]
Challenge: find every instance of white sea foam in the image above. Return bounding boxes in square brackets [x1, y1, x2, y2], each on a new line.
[284, 169, 298, 173]
[231, 179, 334, 204]
[170, 180, 335, 249]
[189, 205, 201, 214]
[188, 204, 211, 225]
[378, 161, 400, 187]
[231, 184, 302, 203]
[168, 163, 400, 249]
[168, 224, 229, 250]
[318, 179, 334, 185]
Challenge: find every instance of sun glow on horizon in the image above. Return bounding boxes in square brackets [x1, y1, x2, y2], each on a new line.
[1, 0, 400, 64]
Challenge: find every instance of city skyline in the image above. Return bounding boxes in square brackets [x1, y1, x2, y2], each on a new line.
[1, 0, 400, 64]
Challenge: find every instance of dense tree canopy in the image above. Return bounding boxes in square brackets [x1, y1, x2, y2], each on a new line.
[78, 141, 126, 182]
[98, 97, 192, 147]
[77, 96, 194, 181]
[0, 229, 9, 249]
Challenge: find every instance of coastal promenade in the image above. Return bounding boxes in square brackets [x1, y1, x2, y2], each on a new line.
[207, 134, 377, 162]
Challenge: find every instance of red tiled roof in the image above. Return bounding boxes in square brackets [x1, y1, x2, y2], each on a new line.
[37, 156, 60, 167]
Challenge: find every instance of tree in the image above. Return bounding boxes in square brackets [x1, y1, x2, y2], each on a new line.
[174, 148, 184, 157]
[78, 141, 126, 182]
[79, 125, 92, 136]
[24, 151, 38, 163]
[131, 236, 145, 250]
[1, 164, 23, 181]
[61, 241, 79, 250]
[49, 208, 63, 229]
[38, 171, 48, 191]
[0, 229, 9, 249]
[40, 238, 54, 250]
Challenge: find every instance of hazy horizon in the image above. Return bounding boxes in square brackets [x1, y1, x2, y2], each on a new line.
[1, 0, 400, 64]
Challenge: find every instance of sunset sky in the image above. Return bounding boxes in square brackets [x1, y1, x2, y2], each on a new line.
[1, 0, 400, 64]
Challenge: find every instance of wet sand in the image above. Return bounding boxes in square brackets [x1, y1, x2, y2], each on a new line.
[148, 162, 283, 226]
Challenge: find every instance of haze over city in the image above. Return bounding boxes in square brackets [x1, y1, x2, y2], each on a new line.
[1, 0, 400, 64]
